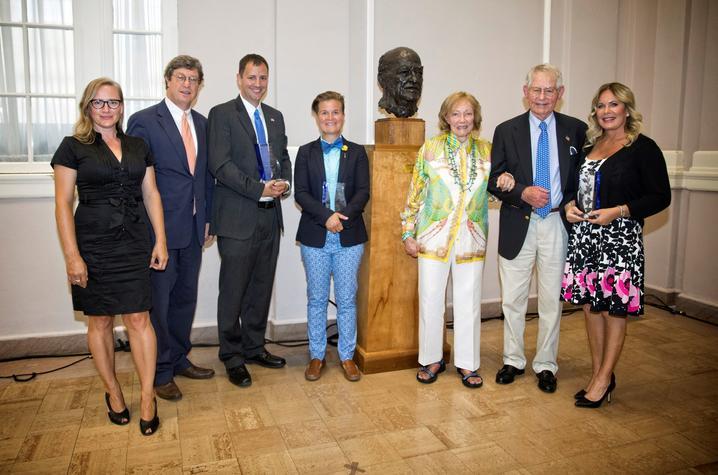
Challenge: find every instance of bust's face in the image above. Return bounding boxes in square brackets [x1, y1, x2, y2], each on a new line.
[381, 52, 423, 103]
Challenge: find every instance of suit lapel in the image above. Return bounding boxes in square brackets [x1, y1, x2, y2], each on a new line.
[514, 112, 533, 182]
[554, 113, 571, 190]
[157, 101, 191, 174]
[234, 96, 258, 143]
[311, 139, 327, 184]
[337, 138, 349, 183]
[262, 106, 280, 146]
[192, 109, 207, 174]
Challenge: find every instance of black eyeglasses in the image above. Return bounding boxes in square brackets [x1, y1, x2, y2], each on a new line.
[90, 99, 122, 110]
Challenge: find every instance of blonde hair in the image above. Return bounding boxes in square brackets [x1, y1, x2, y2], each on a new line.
[73, 77, 124, 144]
[585, 82, 643, 148]
[438, 91, 482, 134]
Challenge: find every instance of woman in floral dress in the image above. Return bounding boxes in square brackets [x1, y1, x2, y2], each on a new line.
[562, 82, 671, 408]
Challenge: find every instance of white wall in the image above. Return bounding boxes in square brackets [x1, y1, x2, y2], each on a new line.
[1, 0, 716, 343]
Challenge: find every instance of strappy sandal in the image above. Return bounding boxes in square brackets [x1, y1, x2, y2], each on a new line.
[457, 368, 483, 389]
[416, 359, 446, 384]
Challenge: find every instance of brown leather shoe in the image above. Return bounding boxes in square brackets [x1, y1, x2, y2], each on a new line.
[341, 359, 361, 382]
[154, 380, 182, 401]
[177, 362, 215, 380]
[304, 359, 325, 381]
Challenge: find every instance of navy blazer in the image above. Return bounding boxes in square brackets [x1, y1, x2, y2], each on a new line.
[488, 111, 587, 260]
[127, 100, 213, 249]
[294, 138, 369, 248]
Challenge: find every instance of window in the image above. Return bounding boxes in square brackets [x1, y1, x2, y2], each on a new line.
[0, 0, 75, 166]
[113, 0, 164, 122]
[0, 0, 175, 176]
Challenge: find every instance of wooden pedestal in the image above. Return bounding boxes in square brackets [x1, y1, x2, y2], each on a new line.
[355, 118, 451, 374]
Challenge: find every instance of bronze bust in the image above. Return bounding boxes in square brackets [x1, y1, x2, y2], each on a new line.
[377, 47, 423, 118]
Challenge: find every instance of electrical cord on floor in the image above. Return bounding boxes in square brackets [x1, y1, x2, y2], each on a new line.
[0, 309, 341, 380]
[0, 338, 131, 382]
[3, 295, 713, 379]
[644, 293, 717, 327]
[0, 356, 92, 382]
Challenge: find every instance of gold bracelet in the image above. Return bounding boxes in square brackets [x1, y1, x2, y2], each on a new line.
[619, 205, 625, 218]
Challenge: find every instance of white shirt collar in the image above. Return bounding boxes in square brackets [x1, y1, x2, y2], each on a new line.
[239, 94, 262, 115]
[164, 97, 192, 122]
[529, 111, 555, 128]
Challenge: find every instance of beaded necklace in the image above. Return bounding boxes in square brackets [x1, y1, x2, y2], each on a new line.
[445, 133, 478, 192]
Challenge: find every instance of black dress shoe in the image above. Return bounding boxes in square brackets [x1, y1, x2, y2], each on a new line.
[227, 364, 252, 387]
[495, 364, 525, 384]
[154, 380, 182, 401]
[245, 351, 286, 369]
[537, 370, 557, 393]
[178, 362, 215, 380]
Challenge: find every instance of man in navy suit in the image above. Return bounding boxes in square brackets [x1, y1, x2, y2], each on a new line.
[488, 64, 587, 394]
[208, 54, 292, 388]
[127, 55, 215, 401]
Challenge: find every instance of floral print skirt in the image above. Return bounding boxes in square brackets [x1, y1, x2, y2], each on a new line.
[560, 218, 644, 316]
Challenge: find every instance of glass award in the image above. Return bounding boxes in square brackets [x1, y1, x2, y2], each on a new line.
[335, 182, 347, 211]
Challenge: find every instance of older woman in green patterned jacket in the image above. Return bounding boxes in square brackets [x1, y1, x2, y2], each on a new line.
[401, 91, 513, 388]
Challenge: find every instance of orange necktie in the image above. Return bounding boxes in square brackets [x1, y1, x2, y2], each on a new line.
[181, 111, 196, 175]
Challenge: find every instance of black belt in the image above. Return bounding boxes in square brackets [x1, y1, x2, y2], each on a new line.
[258, 200, 275, 209]
[79, 195, 144, 229]
[79, 195, 143, 205]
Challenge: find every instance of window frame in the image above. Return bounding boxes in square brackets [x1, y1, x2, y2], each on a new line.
[0, 1, 75, 172]
[0, 0, 176, 181]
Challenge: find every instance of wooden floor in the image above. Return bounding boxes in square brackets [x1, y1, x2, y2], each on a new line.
[1, 307, 717, 474]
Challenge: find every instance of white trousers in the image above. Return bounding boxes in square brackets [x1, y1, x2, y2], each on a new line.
[418, 249, 484, 371]
[498, 212, 567, 374]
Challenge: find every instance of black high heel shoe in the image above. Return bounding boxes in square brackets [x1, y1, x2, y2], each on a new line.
[575, 377, 617, 408]
[574, 372, 615, 400]
[105, 392, 130, 425]
[139, 397, 160, 436]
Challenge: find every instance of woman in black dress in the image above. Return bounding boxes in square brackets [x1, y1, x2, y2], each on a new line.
[52, 78, 168, 434]
[561, 82, 671, 408]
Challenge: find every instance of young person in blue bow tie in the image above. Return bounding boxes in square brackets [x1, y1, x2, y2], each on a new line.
[294, 91, 370, 382]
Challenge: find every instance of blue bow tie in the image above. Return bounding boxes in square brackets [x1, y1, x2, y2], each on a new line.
[321, 138, 343, 154]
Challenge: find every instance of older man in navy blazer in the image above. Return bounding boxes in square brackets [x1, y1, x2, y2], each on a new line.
[488, 64, 587, 394]
[127, 55, 215, 401]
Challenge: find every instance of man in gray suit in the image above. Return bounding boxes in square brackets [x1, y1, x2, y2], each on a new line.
[208, 54, 292, 387]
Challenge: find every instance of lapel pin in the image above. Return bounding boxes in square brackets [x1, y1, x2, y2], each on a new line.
[564, 135, 570, 142]
[270, 118, 275, 122]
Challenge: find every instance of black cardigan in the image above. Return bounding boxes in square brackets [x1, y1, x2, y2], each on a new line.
[566, 134, 671, 226]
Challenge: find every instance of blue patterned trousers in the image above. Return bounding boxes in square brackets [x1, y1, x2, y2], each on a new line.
[300, 231, 364, 361]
